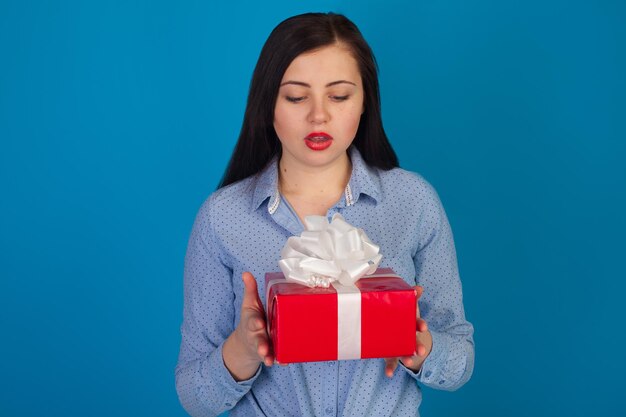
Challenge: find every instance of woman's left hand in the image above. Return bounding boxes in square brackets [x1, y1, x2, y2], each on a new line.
[383, 285, 433, 377]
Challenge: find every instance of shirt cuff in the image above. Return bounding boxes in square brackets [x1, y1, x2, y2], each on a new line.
[399, 329, 449, 382]
[207, 342, 262, 409]
[417, 329, 453, 387]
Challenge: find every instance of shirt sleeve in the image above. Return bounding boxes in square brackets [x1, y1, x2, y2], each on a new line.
[400, 180, 475, 391]
[175, 198, 261, 416]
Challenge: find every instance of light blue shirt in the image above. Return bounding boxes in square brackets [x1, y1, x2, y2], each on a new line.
[176, 147, 474, 417]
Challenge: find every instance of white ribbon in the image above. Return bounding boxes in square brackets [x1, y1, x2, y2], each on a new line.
[278, 213, 383, 288]
[332, 282, 361, 359]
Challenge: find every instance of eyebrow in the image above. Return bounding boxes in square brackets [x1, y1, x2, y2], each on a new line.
[279, 80, 357, 88]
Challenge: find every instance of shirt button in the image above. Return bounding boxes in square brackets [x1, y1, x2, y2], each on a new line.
[325, 407, 333, 415]
[438, 380, 445, 385]
[225, 402, 232, 407]
[424, 371, 432, 377]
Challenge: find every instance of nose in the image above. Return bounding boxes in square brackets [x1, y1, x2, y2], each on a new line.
[308, 98, 330, 125]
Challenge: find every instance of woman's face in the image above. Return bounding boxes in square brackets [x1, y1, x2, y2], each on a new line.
[274, 44, 364, 170]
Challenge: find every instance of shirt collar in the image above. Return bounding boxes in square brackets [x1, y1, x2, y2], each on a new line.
[346, 146, 382, 206]
[251, 157, 280, 212]
[250, 146, 382, 213]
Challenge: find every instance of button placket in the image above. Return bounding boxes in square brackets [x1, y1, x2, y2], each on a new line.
[322, 361, 338, 417]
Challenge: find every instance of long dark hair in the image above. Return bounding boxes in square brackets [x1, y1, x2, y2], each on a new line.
[219, 12, 399, 188]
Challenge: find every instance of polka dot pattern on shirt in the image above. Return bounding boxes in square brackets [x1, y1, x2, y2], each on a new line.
[175, 147, 474, 416]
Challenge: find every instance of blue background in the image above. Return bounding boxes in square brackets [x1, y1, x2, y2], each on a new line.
[1, 0, 624, 416]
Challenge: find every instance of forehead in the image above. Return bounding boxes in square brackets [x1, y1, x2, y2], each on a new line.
[281, 44, 361, 84]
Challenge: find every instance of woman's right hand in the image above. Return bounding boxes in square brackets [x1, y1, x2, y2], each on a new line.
[222, 272, 274, 381]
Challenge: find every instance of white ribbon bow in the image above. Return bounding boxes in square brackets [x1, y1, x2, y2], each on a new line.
[278, 213, 383, 287]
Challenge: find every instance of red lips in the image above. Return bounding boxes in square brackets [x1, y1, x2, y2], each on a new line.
[304, 132, 333, 151]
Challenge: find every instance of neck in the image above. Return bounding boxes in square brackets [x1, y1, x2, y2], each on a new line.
[278, 152, 352, 199]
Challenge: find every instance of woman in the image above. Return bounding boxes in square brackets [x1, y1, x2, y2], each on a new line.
[176, 12, 474, 417]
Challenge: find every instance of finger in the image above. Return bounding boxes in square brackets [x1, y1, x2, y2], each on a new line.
[242, 272, 264, 311]
[416, 342, 427, 357]
[414, 285, 423, 318]
[254, 333, 270, 358]
[414, 285, 424, 301]
[384, 358, 399, 378]
[252, 330, 275, 367]
[263, 354, 274, 367]
[261, 344, 274, 367]
[400, 355, 414, 368]
[416, 318, 428, 333]
[265, 337, 274, 366]
[246, 314, 266, 332]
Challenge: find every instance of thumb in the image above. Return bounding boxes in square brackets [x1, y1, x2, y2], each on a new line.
[242, 272, 262, 308]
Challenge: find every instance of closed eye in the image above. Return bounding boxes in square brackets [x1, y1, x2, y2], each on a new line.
[286, 96, 306, 103]
[331, 95, 349, 102]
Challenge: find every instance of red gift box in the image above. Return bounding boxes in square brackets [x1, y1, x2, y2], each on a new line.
[265, 267, 417, 363]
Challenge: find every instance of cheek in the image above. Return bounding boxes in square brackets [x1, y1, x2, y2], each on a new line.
[274, 102, 302, 125]
[273, 105, 298, 140]
[273, 106, 288, 132]
[342, 97, 364, 134]
[341, 108, 363, 136]
[273, 104, 284, 127]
